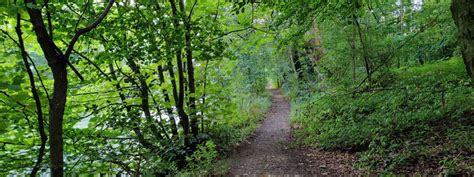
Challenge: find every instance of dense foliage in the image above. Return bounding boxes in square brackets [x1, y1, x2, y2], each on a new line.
[0, 0, 274, 175]
[0, 0, 472, 176]
[271, 0, 473, 175]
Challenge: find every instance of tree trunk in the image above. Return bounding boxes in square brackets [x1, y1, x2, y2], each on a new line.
[25, 2, 66, 175]
[291, 49, 303, 79]
[398, 0, 404, 68]
[349, 23, 357, 85]
[451, 0, 474, 84]
[179, 0, 198, 138]
[15, 13, 47, 177]
[399, 0, 404, 34]
[157, 65, 178, 136]
[126, 59, 164, 140]
[201, 59, 210, 133]
[109, 63, 156, 150]
[353, 15, 372, 88]
[167, 60, 179, 105]
[169, 0, 190, 169]
[25, 1, 113, 174]
[49, 59, 68, 177]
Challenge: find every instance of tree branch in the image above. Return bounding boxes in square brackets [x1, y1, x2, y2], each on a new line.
[27, 55, 50, 101]
[61, 39, 111, 80]
[0, 29, 51, 101]
[0, 90, 27, 108]
[64, 0, 114, 60]
[0, 29, 20, 46]
[188, 0, 198, 20]
[212, 26, 274, 40]
[44, 0, 53, 39]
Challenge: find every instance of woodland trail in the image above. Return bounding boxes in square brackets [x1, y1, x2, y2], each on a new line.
[228, 89, 360, 176]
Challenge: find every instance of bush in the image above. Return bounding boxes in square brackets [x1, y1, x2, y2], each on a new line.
[177, 140, 218, 176]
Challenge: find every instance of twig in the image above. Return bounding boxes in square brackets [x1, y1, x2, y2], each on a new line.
[188, 0, 198, 21]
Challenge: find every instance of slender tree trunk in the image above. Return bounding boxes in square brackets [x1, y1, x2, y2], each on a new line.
[164, 60, 190, 168]
[167, 60, 179, 105]
[398, 0, 404, 68]
[291, 49, 303, 79]
[349, 24, 357, 85]
[451, 0, 474, 85]
[15, 13, 47, 177]
[353, 15, 372, 88]
[288, 48, 298, 77]
[178, 0, 198, 138]
[175, 44, 190, 148]
[170, 0, 190, 138]
[399, 0, 404, 34]
[201, 59, 209, 133]
[157, 65, 178, 136]
[126, 59, 164, 140]
[109, 63, 156, 149]
[169, 0, 190, 169]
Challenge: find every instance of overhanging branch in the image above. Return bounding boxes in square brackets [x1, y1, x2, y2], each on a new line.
[64, 0, 114, 60]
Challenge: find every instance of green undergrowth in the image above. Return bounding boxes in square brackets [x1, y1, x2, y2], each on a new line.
[178, 91, 272, 176]
[289, 57, 473, 174]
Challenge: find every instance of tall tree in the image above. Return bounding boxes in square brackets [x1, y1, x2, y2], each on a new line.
[169, 0, 191, 169]
[179, 0, 199, 138]
[23, 0, 114, 175]
[451, 0, 474, 85]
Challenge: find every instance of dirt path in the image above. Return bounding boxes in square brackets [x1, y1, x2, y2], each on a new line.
[228, 89, 360, 176]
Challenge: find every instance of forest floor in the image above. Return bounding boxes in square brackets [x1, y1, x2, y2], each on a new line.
[227, 89, 362, 176]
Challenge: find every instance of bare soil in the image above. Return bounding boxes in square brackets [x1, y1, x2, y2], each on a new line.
[228, 89, 361, 176]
